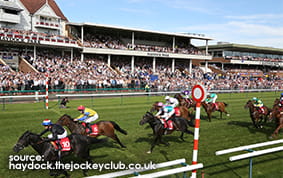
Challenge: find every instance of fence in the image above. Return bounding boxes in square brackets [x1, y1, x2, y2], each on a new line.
[215, 139, 283, 178]
[85, 158, 203, 178]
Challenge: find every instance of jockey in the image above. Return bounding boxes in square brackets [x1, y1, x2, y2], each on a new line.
[181, 90, 191, 99]
[39, 119, 67, 151]
[252, 97, 265, 113]
[74, 105, 99, 133]
[165, 96, 179, 108]
[205, 93, 218, 110]
[279, 93, 283, 107]
[155, 102, 175, 124]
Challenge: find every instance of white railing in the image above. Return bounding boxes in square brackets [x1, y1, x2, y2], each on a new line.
[85, 158, 203, 178]
[215, 139, 283, 178]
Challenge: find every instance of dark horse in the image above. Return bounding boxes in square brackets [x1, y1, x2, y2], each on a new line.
[244, 100, 271, 128]
[174, 93, 196, 109]
[201, 101, 230, 122]
[150, 101, 193, 121]
[269, 98, 283, 138]
[139, 112, 194, 154]
[13, 131, 101, 177]
[56, 114, 127, 148]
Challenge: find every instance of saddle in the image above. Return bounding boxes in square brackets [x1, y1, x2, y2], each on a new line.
[211, 103, 218, 110]
[81, 123, 99, 136]
[257, 107, 265, 114]
[161, 119, 174, 130]
[50, 137, 71, 151]
[174, 107, 181, 117]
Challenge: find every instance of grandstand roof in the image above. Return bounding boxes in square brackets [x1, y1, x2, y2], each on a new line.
[20, 0, 67, 21]
[202, 43, 283, 54]
[67, 22, 213, 41]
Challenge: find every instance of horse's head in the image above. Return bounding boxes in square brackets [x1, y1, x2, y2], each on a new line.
[244, 100, 253, 109]
[56, 114, 74, 126]
[269, 105, 281, 122]
[174, 93, 182, 102]
[139, 112, 155, 125]
[13, 131, 40, 153]
[273, 98, 280, 108]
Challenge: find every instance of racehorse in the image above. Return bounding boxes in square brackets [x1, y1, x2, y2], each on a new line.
[174, 93, 196, 109]
[269, 98, 283, 138]
[139, 112, 194, 153]
[56, 114, 127, 148]
[244, 100, 271, 128]
[13, 131, 101, 177]
[150, 101, 193, 121]
[201, 101, 230, 122]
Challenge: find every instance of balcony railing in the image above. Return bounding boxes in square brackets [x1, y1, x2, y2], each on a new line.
[35, 21, 60, 29]
[0, 31, 77, 45]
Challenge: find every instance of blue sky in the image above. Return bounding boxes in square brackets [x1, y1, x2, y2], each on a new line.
[56, 0, 283, 48]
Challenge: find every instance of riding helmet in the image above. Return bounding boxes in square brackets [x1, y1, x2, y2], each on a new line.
[42, 119, 52, 126]
[77, 105, 85, 111]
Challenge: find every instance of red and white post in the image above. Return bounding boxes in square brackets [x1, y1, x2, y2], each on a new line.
[191, 84, 207, 178]
[45, 73, 49, 109]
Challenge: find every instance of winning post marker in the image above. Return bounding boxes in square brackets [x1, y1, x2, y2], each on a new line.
[191, 84, 207, 178]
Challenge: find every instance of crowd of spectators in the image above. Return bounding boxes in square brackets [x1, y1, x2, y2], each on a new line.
[1, 53, 283, 94]
[83, 33, 205, 55]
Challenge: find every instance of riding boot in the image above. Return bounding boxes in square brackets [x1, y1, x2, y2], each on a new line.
[56, 140, 62, 159]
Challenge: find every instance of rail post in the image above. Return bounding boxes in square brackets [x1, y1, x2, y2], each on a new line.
[191, 84, 207, 178]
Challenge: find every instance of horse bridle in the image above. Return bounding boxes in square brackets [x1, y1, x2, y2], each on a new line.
[14, 143, 25, 150]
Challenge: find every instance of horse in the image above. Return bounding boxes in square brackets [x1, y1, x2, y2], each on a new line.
[56, 114, 127, 148]
[174, 93, 196, 109]
[244, 100, 271, 128]
[150, 101, 193, 122]
[269, 103, 283, 138]
[139, 112, 194, 154]
[201, 101, 230, 122]
[13, 131, 101, 177]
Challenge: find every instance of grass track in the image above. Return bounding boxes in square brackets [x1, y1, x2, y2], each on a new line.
[1, 92, 283, 178]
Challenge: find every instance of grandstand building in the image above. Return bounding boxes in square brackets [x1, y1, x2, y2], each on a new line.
[198, 43, 283, 77]
[66, 22, 213, 73]
[0, 0, 212, 74]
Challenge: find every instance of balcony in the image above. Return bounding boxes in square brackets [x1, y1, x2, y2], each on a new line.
[0, 12, 20, 24]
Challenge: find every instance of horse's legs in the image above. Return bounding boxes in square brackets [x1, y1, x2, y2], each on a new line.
[179, 132, 185, 141]
[108, 134, 126, 148]
[272, 124, 283, 138]
[208, 112, 212, 122]
[148, 135, 159, 154]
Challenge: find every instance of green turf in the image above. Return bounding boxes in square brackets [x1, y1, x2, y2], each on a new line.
[1, 92, 283, 178]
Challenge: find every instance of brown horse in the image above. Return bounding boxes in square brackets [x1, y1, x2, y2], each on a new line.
[201, 101, 230, 122]
[244, 100, 271, 128]
[269, 101, 283, 138]
[56, 114, 127, 148]
[150, 101, 193, 121]
[174, 93, 196, 109]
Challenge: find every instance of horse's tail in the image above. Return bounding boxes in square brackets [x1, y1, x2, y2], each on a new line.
[110, 121, 128, 135]
[223, 102, 228, 107]
[87, 137, 108, 145]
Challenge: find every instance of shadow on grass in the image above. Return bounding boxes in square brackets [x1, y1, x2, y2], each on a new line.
[227, 120, 276, 139]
